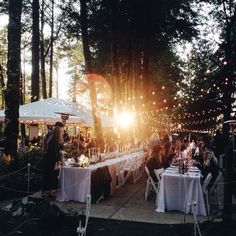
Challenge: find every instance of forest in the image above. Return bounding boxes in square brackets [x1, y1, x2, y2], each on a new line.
[0, 0, 235, 164]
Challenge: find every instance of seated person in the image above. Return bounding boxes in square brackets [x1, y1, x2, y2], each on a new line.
[163, 142, 176, 169]
[199, 145, 219, 184]
[146, 144, 163, 182]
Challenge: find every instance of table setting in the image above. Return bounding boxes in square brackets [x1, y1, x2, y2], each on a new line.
[156, 157, 207, 216]
[56, 150, 145, 203]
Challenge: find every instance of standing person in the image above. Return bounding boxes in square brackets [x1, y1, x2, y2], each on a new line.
[163, 142, 176, 168]
[42, 126, 52, 152]
[213, 130, 225, 160]
[42, 125, 63, 199]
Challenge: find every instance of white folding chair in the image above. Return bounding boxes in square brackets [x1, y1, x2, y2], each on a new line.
[133, 156, 144, 183]
[218, 154, 224, 170]
[145, 166, 158, 200]
[76, 194, 91, 236]
[115, 160, 126, 189]
[202, 172, 212, 216]
[209, 170, 223, 207]
[154, 168, 164, 202]
[122, 157, 135, 185]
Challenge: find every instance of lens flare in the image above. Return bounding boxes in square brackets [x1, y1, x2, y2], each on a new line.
[116, 111, 134, 128]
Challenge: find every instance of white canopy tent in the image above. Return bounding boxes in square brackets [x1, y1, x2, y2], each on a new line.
[0, 97, 113, 127]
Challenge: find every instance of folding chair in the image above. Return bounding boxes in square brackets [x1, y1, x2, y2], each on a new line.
[202, 172, 212, 216]
[76, 194, 91, 236]
[209, 170, 223, 207]
[115, 160, 126, 189]
[122, 157, 135, 185]
[154, 168, 164, 191]
[145, 166, 158, 200]
[133, 156, 144, 183]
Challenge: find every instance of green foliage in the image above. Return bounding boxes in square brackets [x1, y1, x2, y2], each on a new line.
[57, 0, 199, 131]
[0, 147, 44, 201]
[18, 146, 44, 169]
[174, 0, 236, 131]
[0, 198, 80, 235]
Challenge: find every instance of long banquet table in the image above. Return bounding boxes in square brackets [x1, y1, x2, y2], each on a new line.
[56, 151, 145, 203]
[156, 166, 207, 216]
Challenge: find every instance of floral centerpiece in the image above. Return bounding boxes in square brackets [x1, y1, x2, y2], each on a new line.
[78, 154, 90, 168]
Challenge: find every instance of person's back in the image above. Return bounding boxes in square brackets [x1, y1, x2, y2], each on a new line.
[43, 128, 52, 152]
[146, 156, 161, 182]
[146, 144, 163, 181]
[213, 131, 224, 159]
[42, 126, 61, 194]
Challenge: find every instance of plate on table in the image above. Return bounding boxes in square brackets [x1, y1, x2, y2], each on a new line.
[170, 162, 179, 167]
[71, 163, 81, 167]
[165, 169, 177, 174]
[188, 167, 199, 172]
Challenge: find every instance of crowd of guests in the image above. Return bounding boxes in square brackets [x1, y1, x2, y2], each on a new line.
[145, 131, 223, 185]
[41, 122, 99, 199]
[40, 123, 224, 200]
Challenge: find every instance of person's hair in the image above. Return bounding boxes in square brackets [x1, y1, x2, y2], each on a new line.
[52, 126, 62, 143]
[150, 144, 163, 162]
[55, 121, 64, 127]
[164, 142, 172, 157]
[203, 149, 218, 166]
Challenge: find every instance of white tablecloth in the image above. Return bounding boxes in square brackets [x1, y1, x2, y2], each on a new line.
[156, 167, 207, 216]
[56, 151, 144, 203]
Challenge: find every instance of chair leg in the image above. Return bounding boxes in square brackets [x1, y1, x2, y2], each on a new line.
[216, 187, 221, 207]
[206, 191, 210, 216]
[145, 180, 150, 201]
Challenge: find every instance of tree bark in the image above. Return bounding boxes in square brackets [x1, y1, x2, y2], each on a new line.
[40, 0, 47, 99]
[110, 0, 119, 110]
[223, 142, 233, 222]
[4, 0, 22, 168]
[142, 2, 151, 107]
[31, 0, 40, 102]
[72, 73, 77, 103]
[49, 0, 54, 98]
[0, 64, 5, 109]
[80, 0, 105, 151]
[222, 2, 235, 221]
[20, 73, 26, 144]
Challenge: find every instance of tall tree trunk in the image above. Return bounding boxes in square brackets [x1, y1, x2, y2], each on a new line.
[49, 0, 54, 98]
[80, 0, 105, 151]
[0, 64, 5, 109]
[40, 0, 47, 99]
[223, 140, 233, 222]
[110, 0, 119, 111]
[31, 0, 40, 102]
[72, 73, 77, 103]
[20, 73, 26, 144]
[142, 3, 151, 108]
[222, 2, 236, 221]
[4, 0, 22, 169]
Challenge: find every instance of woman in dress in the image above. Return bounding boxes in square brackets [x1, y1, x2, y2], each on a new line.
[42, 125, 63, 199]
